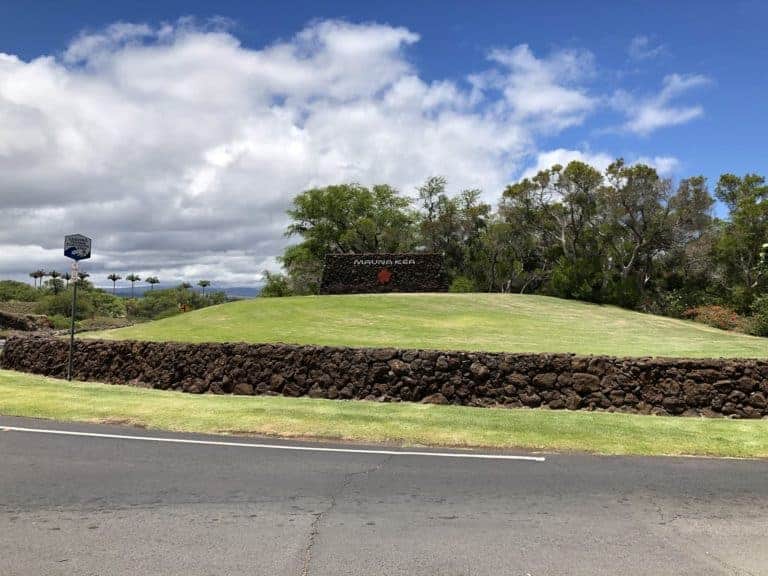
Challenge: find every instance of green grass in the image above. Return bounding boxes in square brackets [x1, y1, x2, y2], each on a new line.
[89, 293, 768, 358]
[2, 369, 767, 458]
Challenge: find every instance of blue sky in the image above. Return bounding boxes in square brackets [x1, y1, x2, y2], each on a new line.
[2, 0, 766, 184]
[0, 1, 766, 282]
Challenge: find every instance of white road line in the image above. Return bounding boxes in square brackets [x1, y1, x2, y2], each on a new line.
[1, 425, 545, 462]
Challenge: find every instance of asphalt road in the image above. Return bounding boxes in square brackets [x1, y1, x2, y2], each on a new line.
[1, 416, 767, 575]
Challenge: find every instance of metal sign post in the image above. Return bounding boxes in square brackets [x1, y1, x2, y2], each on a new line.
[64, 234, 92, 381]
[68, 262, 79, 381]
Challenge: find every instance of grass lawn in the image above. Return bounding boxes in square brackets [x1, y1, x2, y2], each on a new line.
[2, 369, 767, 458]
[88, 293, 768, 358]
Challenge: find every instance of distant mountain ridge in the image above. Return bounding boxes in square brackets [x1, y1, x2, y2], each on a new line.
[103, 283, 262, 298]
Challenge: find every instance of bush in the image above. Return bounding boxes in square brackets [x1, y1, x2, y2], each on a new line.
[643, 288, 711, 318]
[89, 290, 127, 318]
[0, 280, 40, 302]
[48, 314, 71, 330]
[549, 257, 602, 302]
[449, 276, 476, 293]
[125, 293, 178, 320]
[261, 272, 293, 297]
[682, 305, 746, 332]
[125, 284, 222, 319]
[604, 276, 642, 309]
[749, 296, 768, 336]
[35, 289, 95, 320]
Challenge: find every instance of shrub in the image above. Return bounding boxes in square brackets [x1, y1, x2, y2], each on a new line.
[35, 289, 95, 320]
[261, 271, 293, 297]
[48, 314, 71, 330]
[0, 280, 40, 302]
[682, 305, 746, 332]
[124, 284, 221, 319]
[89, 290, 127, 318]
[749, 296, 768, 337]
[449, 276, 476, 293]
[549, 257, 602, 302]
[604, 276, 642, 309]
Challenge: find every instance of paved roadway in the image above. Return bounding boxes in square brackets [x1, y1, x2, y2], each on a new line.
[1, 415, 767, 576]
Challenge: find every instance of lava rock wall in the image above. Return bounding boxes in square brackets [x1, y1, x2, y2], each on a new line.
[3, 336, 768, 418]
[320, 253, 448, 294]
[0, 310, 53, 332]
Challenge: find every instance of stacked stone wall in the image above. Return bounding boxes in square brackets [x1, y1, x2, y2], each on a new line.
[4, 336, 768, 418]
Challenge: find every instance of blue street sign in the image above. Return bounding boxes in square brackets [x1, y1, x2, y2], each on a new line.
[64, 234, 92, 261]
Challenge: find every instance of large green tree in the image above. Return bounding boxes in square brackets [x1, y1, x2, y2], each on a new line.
[713, 173, 768, 311]
[282, 183, 415, 293]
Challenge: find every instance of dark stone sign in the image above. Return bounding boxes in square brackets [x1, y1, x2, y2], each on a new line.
[320, 253, 448, 294]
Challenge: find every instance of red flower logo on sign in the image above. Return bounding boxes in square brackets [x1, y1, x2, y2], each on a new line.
[377, 268, 393, 284]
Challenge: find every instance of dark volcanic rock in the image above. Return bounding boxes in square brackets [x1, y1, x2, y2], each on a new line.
[3, 336, 767, 418]
[422, 392, 449, 405]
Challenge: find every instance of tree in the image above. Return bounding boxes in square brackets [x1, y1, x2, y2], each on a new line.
[282, 183, 415, 293]
[713, 173, 768, 311]
[44, 270, 60, 294]
[29, 270, 45, 289]
[125, 274, 141, 298]
[62, 272, 71, 289]
[197, 279, 211, 296]
[499, 162, 603, 299]
[417, 176, 447, 251]
[602, 160, 674, 287]
[145, 276, 160, 290]
[75, 271, 90, 288]
[414, 178, 492, 282]
[280, 244, 324, 295]
[107, 273, 122, 295]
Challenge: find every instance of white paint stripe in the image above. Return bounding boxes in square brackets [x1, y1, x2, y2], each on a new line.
[1, 425, 545, 462]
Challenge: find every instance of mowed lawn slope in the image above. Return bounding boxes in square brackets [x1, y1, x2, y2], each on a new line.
[89, 293, 768, 358]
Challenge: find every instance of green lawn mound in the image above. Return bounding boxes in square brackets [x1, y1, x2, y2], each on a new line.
[87, 293, 768, 359]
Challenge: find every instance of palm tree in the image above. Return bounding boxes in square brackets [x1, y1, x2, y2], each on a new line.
[48, 270, 62, 294]
[145, 276, 160, 290]
[34, 269, 45, 288]
[29, 271, 42, 288]
[62, 272, 71, 288]
[107, 273, 122, 295]
[197, 279, 211, 296]
[180, 282, 192, 291]
[125, 274, 141, 298]
[76, 271, 90, 287]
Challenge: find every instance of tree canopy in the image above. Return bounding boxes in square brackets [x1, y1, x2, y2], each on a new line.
[271, 160, 768, 324]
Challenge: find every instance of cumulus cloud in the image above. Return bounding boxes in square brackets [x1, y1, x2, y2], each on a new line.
[522, 149, 680, 180]
[614, 73, 710, 135]
[521, 148, 615, 179]
[627, 35, 664, 61]
[473, 44, 596, 131]
[0, 19, 700, 284]
[634, 155, 680, 176]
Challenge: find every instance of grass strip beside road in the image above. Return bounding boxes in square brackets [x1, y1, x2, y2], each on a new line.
[1, 369, 767, 458]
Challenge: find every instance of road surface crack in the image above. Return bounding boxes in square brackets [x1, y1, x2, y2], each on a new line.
[649, 496, 755, 576]
[300, 455, 392, 576]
